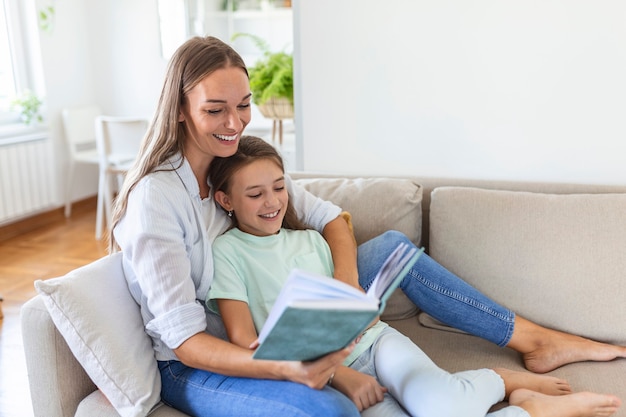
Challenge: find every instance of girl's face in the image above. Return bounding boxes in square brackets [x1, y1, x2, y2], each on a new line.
[179, 66, 251, 161]
[217, 159, 288, 237]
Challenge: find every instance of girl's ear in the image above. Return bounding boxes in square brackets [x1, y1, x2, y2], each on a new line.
[214, 190, 232, 211]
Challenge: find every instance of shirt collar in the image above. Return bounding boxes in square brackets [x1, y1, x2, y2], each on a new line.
[164, 153, 203, 199]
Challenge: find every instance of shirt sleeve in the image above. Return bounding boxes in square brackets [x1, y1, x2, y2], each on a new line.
[115, 176, 207, 350]
[207, 236, 250, 313]
[285, 174, 342, 233]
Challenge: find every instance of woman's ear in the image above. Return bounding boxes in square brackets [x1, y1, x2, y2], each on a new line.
[214, 190, 232, 212]
[178, 103, 187, 122]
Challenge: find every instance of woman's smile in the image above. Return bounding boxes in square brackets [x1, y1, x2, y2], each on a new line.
[214, 133, 238, 142]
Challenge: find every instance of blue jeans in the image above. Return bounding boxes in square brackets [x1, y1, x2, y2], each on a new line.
[357, 231, 515, 347]
[158, 360, 359, 417]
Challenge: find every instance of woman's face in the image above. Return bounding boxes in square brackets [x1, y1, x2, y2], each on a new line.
[179, 66, 251, 161]
[219, 159, 288, 237]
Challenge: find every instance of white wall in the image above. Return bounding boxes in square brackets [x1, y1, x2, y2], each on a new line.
[35, 0, 167, 205]
[294, 0, 626, 185]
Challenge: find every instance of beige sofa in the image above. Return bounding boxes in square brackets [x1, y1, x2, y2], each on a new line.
[21, 174, 626, 417]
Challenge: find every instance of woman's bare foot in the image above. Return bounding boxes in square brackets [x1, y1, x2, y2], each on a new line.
[509, 388, 621, 417]
[508, 317, 626, 373]
[493, 368, 571, 397]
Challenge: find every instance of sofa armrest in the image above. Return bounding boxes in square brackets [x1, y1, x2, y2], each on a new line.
[21, 295, 97, 417]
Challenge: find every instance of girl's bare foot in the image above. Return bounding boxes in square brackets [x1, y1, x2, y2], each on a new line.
[509, 388, 621, 417]
[493, 368, 571, 397]
[508, 317, 626, 373]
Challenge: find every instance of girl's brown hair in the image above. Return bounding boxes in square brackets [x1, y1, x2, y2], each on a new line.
[109, 36, 248, 251]
[208, 135, 310, 231]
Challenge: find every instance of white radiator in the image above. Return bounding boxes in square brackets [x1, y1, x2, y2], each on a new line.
[0, 132, 55, 224]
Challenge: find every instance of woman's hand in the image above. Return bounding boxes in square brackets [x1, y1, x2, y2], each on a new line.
[278, 344, 355, 389]
[331, 366, 387, 411]
[175, 333, 356, 390]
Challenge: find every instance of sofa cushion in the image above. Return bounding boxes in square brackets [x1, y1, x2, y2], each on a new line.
[34, 253, 161, 417]
[293, 176, 423, 320]
[428, 186, 626, 344]
[293, 176, 422, 246]
[389, 314, 626, 411]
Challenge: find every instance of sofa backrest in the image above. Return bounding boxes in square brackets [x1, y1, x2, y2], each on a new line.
[414, 176, 626, 250]
[291, 172, 626, 250]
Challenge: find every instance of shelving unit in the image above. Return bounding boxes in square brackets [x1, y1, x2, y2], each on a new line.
[189, 0, 293, 66]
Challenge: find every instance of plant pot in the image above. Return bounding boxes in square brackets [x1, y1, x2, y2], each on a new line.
[257, 97, 294, 120]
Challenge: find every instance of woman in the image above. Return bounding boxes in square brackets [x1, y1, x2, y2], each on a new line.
[111, 36, 358, 416]
[111, 36, 624, 415]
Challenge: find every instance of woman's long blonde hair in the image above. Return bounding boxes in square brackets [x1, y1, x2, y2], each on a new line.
[109, 36, 248, 252]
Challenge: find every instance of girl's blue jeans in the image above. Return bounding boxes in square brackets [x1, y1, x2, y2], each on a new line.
[358, 230, 515, 348]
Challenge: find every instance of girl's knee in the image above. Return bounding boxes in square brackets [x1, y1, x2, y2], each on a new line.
[376, 230, 413, 246]
[384, 229, 408, 239]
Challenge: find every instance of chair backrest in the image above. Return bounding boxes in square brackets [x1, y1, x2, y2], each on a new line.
[62, 105, 102, 157]
[95, 116, 149, 169]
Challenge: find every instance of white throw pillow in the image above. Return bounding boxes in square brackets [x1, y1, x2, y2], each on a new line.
[35, 253, 161, 417]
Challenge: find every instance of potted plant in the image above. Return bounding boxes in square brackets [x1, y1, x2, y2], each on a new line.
[232, 33, 294, 120]
[10, 90, 44, 125]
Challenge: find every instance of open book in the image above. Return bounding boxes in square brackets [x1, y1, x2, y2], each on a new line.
[253, 243, 423, 361]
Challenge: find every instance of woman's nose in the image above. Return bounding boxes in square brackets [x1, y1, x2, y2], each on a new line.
[225, 110, 243, 130]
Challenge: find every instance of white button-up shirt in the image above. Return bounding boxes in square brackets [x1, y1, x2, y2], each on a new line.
[114, 154, 341, 360]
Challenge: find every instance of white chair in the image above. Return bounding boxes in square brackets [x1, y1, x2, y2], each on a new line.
[62, 105, 102, 218]
[94, 115, 148, 240]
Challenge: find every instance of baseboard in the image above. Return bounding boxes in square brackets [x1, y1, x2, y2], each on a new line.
[0, 196, 98, 243]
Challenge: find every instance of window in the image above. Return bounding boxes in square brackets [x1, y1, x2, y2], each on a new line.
[0, 0, 40, 126]
[157, 0, 187, 60]
[0, 1, 16, 121]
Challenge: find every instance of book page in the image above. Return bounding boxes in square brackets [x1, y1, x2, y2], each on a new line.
[259, 269, 370, 342]
[366, 243, 419, 300]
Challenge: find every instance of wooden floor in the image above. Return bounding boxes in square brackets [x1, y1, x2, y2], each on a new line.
[0, 200, 107, 417]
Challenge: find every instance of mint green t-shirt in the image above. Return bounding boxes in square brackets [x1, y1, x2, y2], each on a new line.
[208, 227, 386, 365]
[209, 228, 334, 331]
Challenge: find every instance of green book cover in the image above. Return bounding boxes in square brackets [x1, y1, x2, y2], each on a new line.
[253, 243, 422, 361]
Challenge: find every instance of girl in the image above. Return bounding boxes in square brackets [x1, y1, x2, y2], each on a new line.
[206, 135, 620, 417]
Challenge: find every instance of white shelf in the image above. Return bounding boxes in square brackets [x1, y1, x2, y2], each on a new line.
[192, 2, 293, 54]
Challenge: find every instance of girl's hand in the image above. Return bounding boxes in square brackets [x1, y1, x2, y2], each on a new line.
[331, 366, 387, 411]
